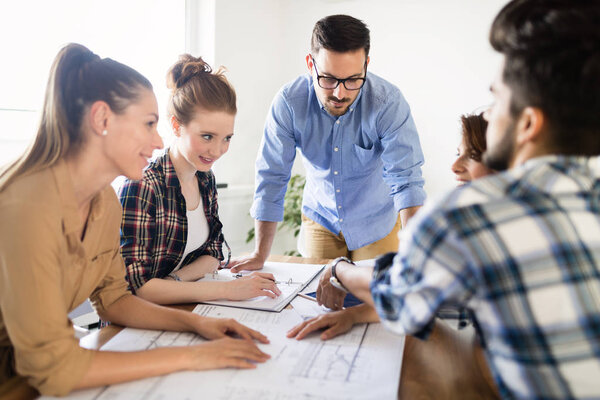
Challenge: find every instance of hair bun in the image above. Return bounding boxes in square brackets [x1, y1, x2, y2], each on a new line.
[166, 54, 213, 90]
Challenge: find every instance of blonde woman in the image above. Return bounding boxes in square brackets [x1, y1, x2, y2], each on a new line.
[0, 44, 269, 397]
[119, 55, 280, 304]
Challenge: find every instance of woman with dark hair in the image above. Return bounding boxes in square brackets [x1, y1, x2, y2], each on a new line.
[451, 112, 494, 184]
[435, 112, 496, 329]
[0, 44, 269, 397]
[119, 54, 280, 305]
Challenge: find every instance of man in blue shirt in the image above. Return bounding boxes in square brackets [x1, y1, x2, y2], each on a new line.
[290, 0, 600, 398]
[230, 15, 425, 272]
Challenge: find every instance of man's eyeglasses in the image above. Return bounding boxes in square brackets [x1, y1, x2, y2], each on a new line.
[310, 55, 367, 91]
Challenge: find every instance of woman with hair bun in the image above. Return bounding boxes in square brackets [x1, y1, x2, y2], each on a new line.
[119, 54, 281, 305]
[0, 44, 269, 397]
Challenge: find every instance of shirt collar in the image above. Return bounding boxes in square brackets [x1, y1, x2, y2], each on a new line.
[501, 154, 600, 195]
[161, 147, 210, 189]
[161, 149, 182, 189]
[520, 154, 597, 171]
[51, 159, 106, 235]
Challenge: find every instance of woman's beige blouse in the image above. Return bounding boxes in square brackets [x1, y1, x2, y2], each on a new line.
[0, 160, 131, 396]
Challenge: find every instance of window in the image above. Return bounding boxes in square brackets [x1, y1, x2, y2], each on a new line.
[0, 0, 186, 166]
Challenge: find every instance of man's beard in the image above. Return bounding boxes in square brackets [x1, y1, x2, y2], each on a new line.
[323, 95, 351, 116]
[482, 119, 517, 172]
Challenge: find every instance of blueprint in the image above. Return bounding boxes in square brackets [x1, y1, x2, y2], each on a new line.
[43, 303, 405, 400]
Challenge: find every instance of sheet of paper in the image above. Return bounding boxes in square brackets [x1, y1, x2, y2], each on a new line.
[290, 295, 328, 319]
[199, 261, 324, 311]
[207, 261, 324, 284]
[48, 304, 404, 400]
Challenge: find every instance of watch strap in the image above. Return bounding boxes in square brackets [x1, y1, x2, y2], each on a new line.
[330, 257, 354, 292]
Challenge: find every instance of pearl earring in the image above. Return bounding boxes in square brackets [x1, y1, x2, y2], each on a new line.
[102, 130, 108, 136]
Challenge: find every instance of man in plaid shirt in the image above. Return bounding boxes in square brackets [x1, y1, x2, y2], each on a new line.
[304, 0, 600, 398]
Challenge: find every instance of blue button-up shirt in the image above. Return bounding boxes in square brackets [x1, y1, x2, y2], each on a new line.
[251, 73, 425, 250]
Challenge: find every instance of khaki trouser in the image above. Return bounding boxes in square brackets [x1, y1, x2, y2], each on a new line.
[300, 214, 402, 261]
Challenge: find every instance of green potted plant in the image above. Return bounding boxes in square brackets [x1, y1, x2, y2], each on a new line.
[246, 174, 305, 256]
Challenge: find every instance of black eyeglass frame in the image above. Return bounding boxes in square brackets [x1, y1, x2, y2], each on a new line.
[310, 55, 368, 91]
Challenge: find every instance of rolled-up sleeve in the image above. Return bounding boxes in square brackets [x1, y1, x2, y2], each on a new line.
[370, 204, 474, 339]
[250, 89, 297, 222]
[119, 179, 157, 292]
[0, 205, 94, 396]
[376, 90, 426, 211]
[89, 247, 131, 316]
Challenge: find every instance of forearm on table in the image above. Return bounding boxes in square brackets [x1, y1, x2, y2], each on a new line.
[75, 346, 189, 391]
[171, 255, 220, 281]
[99, 294, 196, 332]
[135, 278, 232, 304]
[347, 303, 380, 324]
[337, 264, 375, 306]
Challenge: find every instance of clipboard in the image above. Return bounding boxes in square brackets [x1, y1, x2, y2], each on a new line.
[197, 261, 324, 312]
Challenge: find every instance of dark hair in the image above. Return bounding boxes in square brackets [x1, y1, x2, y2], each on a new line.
[0, 43, 152, 191]
[461, 112, 488, 162]
[166, 54, 237, 126]
[311, 15, 370, 56]
[490, 0, 600, 155]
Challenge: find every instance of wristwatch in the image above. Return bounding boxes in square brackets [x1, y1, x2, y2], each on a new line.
[329, 257, 354, 293]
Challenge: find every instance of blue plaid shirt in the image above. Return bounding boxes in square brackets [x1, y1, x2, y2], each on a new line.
[372, 155, 600, 399]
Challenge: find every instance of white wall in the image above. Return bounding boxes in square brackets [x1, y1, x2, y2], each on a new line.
[0, 0, 185, 166]
[212, 0, 505, 193]
[210, 0, 506, 255]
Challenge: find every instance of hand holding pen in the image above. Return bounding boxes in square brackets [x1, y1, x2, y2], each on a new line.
[224, 271, 282, 300]
[234, 273, 302, 286]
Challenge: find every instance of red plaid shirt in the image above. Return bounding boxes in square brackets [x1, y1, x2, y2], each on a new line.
[119, 149, 224, 292]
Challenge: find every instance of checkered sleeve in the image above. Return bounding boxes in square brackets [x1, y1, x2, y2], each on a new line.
[371, 205, 477, 338]
[199, 172, 224, 261]
[118, 179, 157, 292]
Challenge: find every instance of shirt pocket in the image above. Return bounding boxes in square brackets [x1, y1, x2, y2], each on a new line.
[72, 250, 114, 308]
[351, 143, 379, 173]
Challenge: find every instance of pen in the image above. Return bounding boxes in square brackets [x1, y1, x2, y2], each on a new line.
[235, 274, 299, 285]
[297, 292, 318, 302]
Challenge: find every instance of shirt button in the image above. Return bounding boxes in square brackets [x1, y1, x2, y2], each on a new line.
[336, 189, 340, 193]
[338, 205, 342, 209]
[340, 218, 344, 222]
[334, 171, 338, 175]
[334, 147, 339, 152]
[336, 120, 340, 124]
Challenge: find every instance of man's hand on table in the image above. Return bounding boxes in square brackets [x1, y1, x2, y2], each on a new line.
[316, 264, 347, 311]
[287, 304, 379, 341]
[228, 252, 266, 273]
